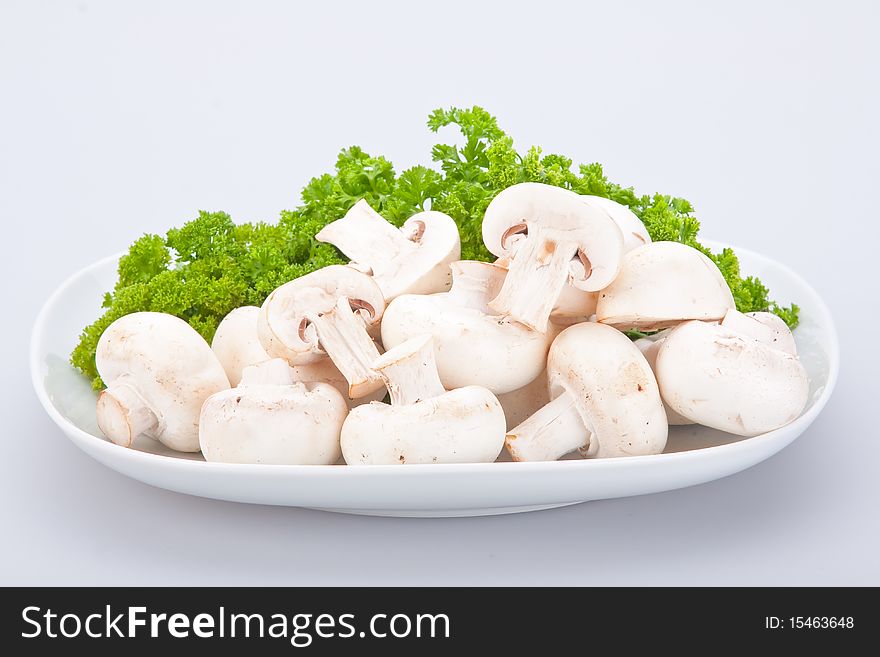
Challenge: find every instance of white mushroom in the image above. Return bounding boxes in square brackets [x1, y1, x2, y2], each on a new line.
[258, 265, 386, 398]
[481, 182, 624, 332]
[95, 312, 230, 452]
[211, 306, 270, 386]
[494, 254, 598, 326]
[656, 320, 809, 436]
[199, 359, 347, 465]
[381, 260, 553, 395]
[315, 199, 461, 301]
[580, 195, 651, 252]
[506, 322, 668, 461]
[720, 308, 797, 355]
[633, 336, 693, 426]
[596, 241, 735, 330]
[212, 304, 381, 407]
[496, 368, 550, 430]
[341, 335, 507, 465]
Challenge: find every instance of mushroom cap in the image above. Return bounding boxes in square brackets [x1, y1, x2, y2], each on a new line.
[482, 182, 624, 292]
[547, 322, 668, 457]
[581, 195, 651, 253]
[95, 312, 229, 452]
[633, 337, 694, 426]
[199, 378, 347, 465]
[656, 320, 809, 436]
[381, 292, 553, 395]
[596, 241, 735, 330]
[211, 306, 270, 386]
[316, 200, 460, 301]
[340, 386, 506, 465]
[258, 265, 385, 364]
[720, 308, 797, 355]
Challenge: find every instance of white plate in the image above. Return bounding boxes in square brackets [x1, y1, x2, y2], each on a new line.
[30, 241, 838, 517]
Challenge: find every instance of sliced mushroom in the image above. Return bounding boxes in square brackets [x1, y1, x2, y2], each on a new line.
[656, 319, 808, 436]
[199, 359, 347, 464]
[381, 260, 553, 394]
[258, 265, 386, 398]
[580, 195, 651, 252]
[211, 306, 270, 386]
[316, 199, 461, 301]
[633, 336, 694, 426]
[506, 322, 668, 461]
[596, 241, 735, 331]
[482, 182, 624, 332]
[95, 312, 230, 452]
[341, 335, 507, 465]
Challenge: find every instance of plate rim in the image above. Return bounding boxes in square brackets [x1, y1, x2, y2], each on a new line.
[30, 241, 840, 478]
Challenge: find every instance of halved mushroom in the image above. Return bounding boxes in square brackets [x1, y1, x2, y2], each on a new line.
[316, 199, 461, 301]
[656, 320, 808, 436]
[494, 254, 599, 326]
[482, 182, 624, 332]
[258, 265, 386, 398]
[95, 312, 230, 452]
[580, 195, 651, 252]
[199, 359, 347, 464]
[341, 335, 507, 465]
[596, 241, 735, 331]
[633, 335, 694, 426]
[381, 260, 553, 395]
[213, 304, 381, 407]
[506, 322, 668, 461]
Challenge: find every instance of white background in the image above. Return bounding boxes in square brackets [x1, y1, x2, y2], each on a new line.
[2, 0, 877, 585]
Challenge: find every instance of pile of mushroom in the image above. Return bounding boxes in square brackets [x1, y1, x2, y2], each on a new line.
[94, 183, 810, 464]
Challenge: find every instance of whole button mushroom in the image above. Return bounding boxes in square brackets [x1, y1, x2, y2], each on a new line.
[214, 304, 382, 408]
[506, 322, 668, 461]
[95, 312, 230, 452]
[258, 265, 386, 398]
[341, 335, 507, 465]
[381, 261, 554, 394]
[596, 241, 735, 331]
[199, 359, 348, 465]
[656, 318, 808, 436]
[316, 199, 461, 301]
[481, 182, 625, 333]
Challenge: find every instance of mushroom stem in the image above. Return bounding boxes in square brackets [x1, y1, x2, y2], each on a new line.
[371, 335, 446, 406]
[316, 200, 416, 272]
[505, 391, 588, 462]
[96, 379, 159, 448]
[445, 261, 506, 312]
[305, 297, 385, 398]
[488, 228, 579, 332]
